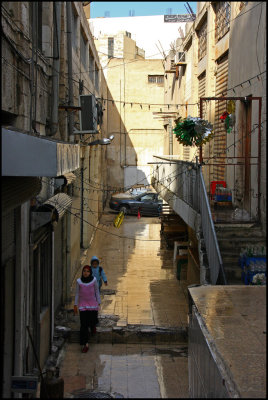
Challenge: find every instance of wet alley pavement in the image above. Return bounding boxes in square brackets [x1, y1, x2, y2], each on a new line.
[58, 210, 190, 398]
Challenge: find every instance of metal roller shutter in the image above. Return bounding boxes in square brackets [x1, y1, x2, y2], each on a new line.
[214, 53, 228, 180]
[2, 177, 42, 214]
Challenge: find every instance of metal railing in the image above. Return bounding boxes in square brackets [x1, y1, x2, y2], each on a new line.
[198, 168, 227, 284]
[152, 156, 227, 284]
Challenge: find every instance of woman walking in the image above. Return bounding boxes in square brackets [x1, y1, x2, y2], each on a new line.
[74, 265, 101, 353]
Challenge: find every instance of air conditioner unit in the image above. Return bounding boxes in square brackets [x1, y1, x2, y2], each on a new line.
[79, 94, 98, 133]
[175, 52, 185, 63]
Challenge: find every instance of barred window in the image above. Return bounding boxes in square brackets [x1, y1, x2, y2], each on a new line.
[197, 19, 207, 62]
[148, 75, 164, 84]
[215, 2, 231, 43]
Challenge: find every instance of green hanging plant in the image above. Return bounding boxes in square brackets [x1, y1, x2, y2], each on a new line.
[173, 116, 214, 146]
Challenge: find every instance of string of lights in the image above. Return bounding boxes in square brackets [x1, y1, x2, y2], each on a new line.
[221, 70, 266, 96]
[39, 169, 190, 240]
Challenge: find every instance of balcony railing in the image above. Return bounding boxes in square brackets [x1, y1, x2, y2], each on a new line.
[152, 156, 227, 284]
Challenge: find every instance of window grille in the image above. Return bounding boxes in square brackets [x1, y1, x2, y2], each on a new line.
[108, 37, 114, 59]
[215, 2, 231, 43]
[148, 75, 164, 84]
[198, 19, 207, 62]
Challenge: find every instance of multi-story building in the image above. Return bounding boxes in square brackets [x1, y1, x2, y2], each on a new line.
[89, 14, 190, 61]
[163, 1, 266, 229]
[1, 2, 111, 396]
[152, 1, 266, 286]
[90, 29, 167, 189]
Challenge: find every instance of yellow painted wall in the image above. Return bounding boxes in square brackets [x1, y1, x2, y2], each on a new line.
[106, 58, 166, 188]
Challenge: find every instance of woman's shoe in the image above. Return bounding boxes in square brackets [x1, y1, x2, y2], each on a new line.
[82, 345, 89, 353]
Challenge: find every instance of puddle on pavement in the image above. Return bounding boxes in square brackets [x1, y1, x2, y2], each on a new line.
[61, 343, 188, 399]
[67, 214, 189, 330]
[61, 215, 189, 398]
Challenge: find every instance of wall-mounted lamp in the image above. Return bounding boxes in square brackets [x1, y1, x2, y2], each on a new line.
[87, 135, 114, 146]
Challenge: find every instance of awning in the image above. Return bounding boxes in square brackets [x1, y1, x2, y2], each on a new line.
[31, 193, 72, 231]
[54, 172, 77, 188]
[2, 177, 42, 214]
[2, 127, 80, 176]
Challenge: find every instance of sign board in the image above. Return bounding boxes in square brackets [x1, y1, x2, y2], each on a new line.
[11, 376, 38, 393]
[164, 14, 195, 23]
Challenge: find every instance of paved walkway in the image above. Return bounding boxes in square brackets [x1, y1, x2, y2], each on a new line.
[59, 211, 190, 398]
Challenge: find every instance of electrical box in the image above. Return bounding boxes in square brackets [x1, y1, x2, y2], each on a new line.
[79, 95, 98, 133]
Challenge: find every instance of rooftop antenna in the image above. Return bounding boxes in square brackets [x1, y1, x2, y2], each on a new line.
[166, 8, 172, 15]
[184, 2, 195, 20]
[129, 9, 135, 16]
[158, 40, 166, 58]
[187, 2, 195, 16]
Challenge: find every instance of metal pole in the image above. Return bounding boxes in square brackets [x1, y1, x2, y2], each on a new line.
[199, 98, 203, 164]
[258, 98, 262, 221]
[66, 2, 74, 142]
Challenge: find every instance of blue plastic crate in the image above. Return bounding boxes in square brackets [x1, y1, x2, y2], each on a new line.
[245, 256, 266, 267]
[214, 194, 232, 202]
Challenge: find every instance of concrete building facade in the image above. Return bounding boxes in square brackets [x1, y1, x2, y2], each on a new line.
[1, 2, 112, 396]
[89, 14, 190, 60]
[162, 1, 266, 229]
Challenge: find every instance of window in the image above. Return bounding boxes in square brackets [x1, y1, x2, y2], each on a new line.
[72, 5, 78, 49]
[197, 19, 207, 61]
[215, 2, 231, 43]
[80, 28, 87, 68]
[95, 63, 99, 91]
[108, 37, 114, 59]
[37, 2, 42, 51]
[141, 194, 156, 201]
[89, 47, 94, 83]
[148, 75, 164, 84]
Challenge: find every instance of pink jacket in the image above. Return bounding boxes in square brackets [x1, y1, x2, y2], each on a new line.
[74, 277, 101, 311]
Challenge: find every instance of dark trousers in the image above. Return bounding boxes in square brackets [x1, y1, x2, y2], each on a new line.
[79, 310, 98, 345]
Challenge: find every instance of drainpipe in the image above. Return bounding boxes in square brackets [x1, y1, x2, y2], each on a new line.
[49, 2, 61, 136]
[80, 160, 84, 248]
[51, 229, 55, 346]
[29, 2, 37, 134]
[65, 2, 73, 302]
[66, 2, 74, 142]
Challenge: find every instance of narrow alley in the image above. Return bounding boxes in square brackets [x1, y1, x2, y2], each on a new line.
[1, 2, 266, 398]
[58, 209, 189, 398]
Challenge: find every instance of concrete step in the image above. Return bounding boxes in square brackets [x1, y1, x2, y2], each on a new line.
[224, 266, 243, 283]
[215, 226, 265, 239]
[68, 325, 188, 345]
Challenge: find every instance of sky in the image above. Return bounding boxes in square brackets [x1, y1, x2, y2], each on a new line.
[90, 1, 197, 18]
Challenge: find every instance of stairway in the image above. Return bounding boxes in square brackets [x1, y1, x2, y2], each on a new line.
[215, 223, 266, 285]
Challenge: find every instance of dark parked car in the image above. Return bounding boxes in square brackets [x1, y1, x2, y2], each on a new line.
[109, 191, 163, 216]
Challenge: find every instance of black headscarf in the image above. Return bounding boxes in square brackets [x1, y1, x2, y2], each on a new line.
[81, 265, 94, 283]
